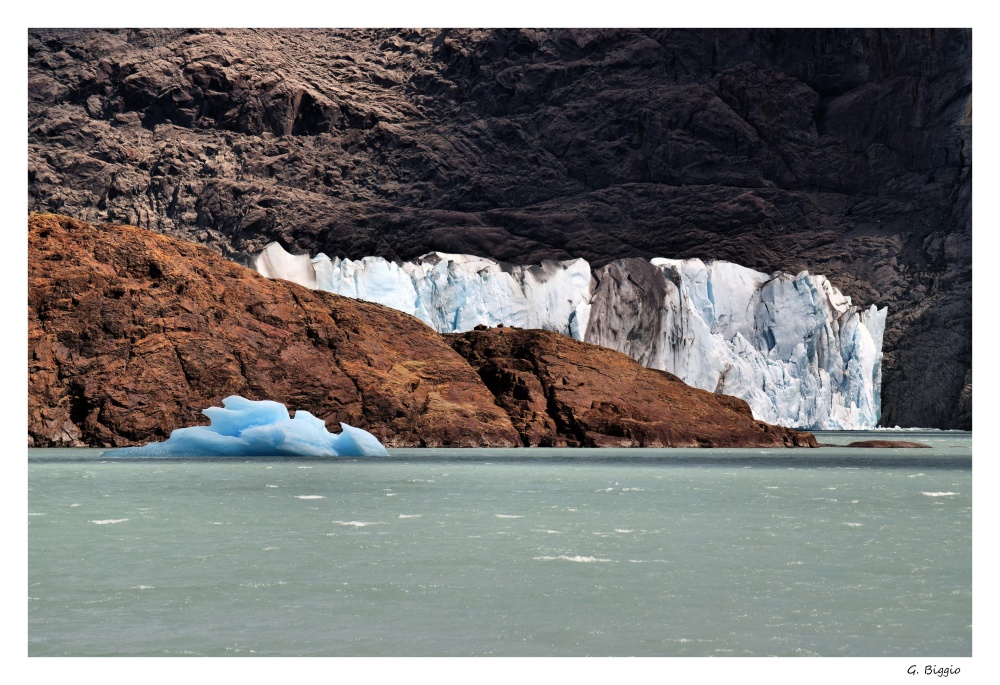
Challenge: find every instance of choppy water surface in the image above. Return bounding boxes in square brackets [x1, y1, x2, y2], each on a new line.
[28, 431, 971, 656]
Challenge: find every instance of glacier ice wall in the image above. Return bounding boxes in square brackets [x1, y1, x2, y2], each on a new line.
[585, 258, 886, 429]
[260, 248, 594, 340]
[253, 244, 886, 430]
[104, 395, 389, 457]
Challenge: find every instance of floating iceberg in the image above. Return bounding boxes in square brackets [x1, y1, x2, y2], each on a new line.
[253, 244, 887, 430]
[104, 396, 389, 457]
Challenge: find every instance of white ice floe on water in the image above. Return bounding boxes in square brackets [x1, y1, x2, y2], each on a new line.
[103, 396, 388, 458]
[254, 244, 887, 429]
[333, 521, 379, 527]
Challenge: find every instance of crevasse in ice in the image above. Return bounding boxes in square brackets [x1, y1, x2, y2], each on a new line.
[253, 243, 887, 430]
[104, 395, 389, 457]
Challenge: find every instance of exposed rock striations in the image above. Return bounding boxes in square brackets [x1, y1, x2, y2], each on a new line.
[27, 29, 971, 428]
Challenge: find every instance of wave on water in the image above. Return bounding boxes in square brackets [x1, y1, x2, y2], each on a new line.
[533, 555, 612, 563]
[921, 492, 959, 497]
[333, 520, 378, 526]
[399, 514, 421, 518]
[294, 495, 325, 499]
[496, 514, 523, 519]
[90, 518, 129, 525]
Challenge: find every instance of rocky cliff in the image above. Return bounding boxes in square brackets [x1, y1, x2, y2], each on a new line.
[28, 213, 520, 448]
[27, 28, 971, 428]
[29, 213, 815, 449]
[448, 327, 816, 448]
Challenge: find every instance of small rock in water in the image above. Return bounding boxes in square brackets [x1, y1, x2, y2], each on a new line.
[845, 440, 931, 448]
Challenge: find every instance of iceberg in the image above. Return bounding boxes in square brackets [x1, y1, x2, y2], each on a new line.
[252, 244, 887, 430]
[104, 396, 389, 457]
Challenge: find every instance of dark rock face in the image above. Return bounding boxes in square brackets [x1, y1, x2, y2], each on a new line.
[28, 28, 971, 428]
[447, 327, 817, 448]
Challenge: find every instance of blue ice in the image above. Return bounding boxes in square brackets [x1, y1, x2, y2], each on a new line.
[104, 396, 389, 457]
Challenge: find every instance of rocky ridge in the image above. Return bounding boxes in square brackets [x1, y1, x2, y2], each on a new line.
[448, 327, 817, 448]
[28, 213, 520, 448]
[28, 213, 815, 449]
[28, 29, 971, 428]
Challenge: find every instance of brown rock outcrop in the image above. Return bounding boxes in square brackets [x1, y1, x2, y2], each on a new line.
[28, 213, 521, 448]
[447, 328, 817, 448]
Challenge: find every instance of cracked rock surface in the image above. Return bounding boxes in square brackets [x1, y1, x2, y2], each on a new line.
[28, 28, 971, 428]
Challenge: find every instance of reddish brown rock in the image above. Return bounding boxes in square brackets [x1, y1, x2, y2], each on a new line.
[845, 440, 931, 448]
[28, 213, 521, 448]
[447, 328, 817, 448]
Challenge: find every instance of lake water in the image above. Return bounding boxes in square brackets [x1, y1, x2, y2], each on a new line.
[28, 430, 971, 656]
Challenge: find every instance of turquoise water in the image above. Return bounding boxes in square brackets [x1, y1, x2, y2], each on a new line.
[28, 431, 971, 656]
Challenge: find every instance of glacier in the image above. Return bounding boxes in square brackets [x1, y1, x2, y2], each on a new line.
[104, 395, 389, 457]
[253, 243, 887, 430]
